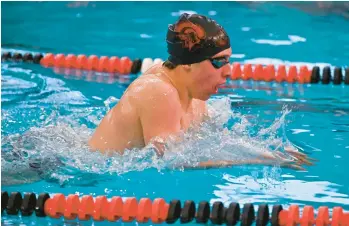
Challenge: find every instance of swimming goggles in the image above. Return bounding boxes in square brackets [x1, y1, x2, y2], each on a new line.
[209, 56, 230, 69]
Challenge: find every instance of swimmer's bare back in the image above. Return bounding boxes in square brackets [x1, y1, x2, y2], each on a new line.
[88, 64, 207, 154]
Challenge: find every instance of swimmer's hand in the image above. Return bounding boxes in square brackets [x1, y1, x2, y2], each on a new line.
[260, 146, 316, 170]
[273, 148, 316, 170]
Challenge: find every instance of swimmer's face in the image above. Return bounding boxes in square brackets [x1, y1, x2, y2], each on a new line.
[188, 48, 232, 100]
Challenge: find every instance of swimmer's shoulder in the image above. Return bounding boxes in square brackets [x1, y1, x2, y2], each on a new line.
[142, 63, 162, 75]
[127, 73, 182, 123]
[125, 69, 179, 105]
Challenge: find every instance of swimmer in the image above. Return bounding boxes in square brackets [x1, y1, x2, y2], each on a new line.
[89, 13, 314, 170]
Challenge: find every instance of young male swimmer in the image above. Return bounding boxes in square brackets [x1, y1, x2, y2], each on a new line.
[89, 13, 314, 170]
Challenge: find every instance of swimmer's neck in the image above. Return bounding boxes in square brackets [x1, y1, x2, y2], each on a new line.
[161, 66, 193, 111]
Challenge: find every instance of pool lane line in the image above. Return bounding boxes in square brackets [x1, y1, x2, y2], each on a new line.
[2, 51, 349, 85]
[2, 191, 349, 225]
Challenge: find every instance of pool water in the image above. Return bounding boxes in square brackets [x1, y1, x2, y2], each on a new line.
[2, 2, 349, 225]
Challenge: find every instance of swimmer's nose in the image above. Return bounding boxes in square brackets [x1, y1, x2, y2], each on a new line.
[222, 64, 231, 78]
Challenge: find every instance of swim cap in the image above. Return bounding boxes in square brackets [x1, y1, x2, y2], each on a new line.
[166, 13, 230, 65]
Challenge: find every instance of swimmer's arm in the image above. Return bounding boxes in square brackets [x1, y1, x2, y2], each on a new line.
[181, 159, 273, 169]
[181, 156, 307, 171]
[138, 83, 182, 155]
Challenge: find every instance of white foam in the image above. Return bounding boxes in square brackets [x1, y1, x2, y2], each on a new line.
[140, 33, 152, 39]
[171, 10, 197, 17]
[281, 174, 295, 178]
[231, 54, 246, 59]
[277, 98, 296, 102]
[288, 35, 306, 42]
[251, 39, 293, 46]
[251, 35, 306, 46]
[290, 129, 311, 134]
[212, 174, 349, 206]
[92, 96, 102, 101]
[208, 10, 217, 16]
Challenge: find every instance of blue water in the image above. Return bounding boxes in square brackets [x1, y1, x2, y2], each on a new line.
[2, 2, 349, 225]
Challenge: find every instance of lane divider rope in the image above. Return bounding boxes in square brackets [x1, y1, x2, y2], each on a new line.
[51, 67, 315, 99]
[2, 191, 349, 225]
[2, 51, 349, 85]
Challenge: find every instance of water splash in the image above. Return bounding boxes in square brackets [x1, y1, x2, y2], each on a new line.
[1, 96, 294, 186]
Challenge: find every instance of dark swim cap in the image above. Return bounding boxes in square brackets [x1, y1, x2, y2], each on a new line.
[166, 13, 230, 65]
